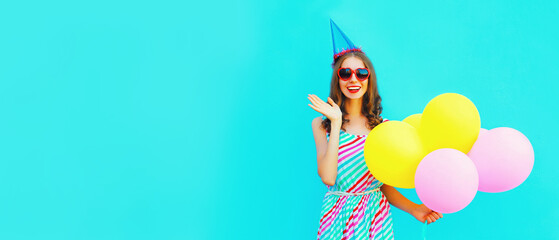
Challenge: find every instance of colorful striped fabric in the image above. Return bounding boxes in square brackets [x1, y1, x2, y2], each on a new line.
[317, 118, 393, 240]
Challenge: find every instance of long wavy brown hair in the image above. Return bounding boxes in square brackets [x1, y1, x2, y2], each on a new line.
[322, 51, 384, 133]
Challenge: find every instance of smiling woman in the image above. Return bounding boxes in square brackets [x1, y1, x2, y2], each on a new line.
[323, 51, 383, 134]
[307, 19, 442, 239]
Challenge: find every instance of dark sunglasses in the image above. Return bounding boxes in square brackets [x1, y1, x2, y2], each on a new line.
[338, 68, 370, 81]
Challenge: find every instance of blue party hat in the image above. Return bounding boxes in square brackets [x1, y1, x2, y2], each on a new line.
[330, 19, 363, 63]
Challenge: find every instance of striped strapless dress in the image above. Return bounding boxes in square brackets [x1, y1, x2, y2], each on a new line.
[317, 119, 394, 240]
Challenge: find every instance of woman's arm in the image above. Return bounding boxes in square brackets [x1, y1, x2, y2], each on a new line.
[308, 94, 343, 186]
[380, 184, 443, 224]
[312, 117, 341, 186]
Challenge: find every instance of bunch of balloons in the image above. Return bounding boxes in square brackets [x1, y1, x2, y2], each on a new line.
[364, 93, 534, 214]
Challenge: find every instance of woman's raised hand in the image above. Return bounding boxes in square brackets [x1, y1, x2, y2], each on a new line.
[308, 94, 342, 122]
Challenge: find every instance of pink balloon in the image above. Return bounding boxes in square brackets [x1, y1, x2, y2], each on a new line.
[467, 127, 534, 193]
[415, 148, 479, 214]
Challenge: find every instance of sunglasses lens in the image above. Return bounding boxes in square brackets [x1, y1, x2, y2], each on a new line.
[339, 68, 352, 80]
[356, 69, 369, 80]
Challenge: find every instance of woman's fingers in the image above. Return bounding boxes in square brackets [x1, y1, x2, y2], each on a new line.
[432, 213, 440, 220]
[308, 94, 317, 102]
[327, 97, 338, 107]
[428, 216, 435, 224]
[312, 94, 326, 105]
[436, 212, 443, 218]
[307, 96, 318, 107]
[308, 96, 324, 109]
[308, 104, 323, 114]
[308, 95, 323, 107]
[309, 95, 330, 109]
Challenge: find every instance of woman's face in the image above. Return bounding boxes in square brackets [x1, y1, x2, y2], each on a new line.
[339, 56, 368, 100]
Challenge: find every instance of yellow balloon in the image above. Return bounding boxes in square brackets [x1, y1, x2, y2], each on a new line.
[403, 114, 422, 128]
[419, 93, 481, 154]
[364, 121, 425, 188]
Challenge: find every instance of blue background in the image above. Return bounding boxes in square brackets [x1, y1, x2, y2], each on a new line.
[0, 0, 557, 239]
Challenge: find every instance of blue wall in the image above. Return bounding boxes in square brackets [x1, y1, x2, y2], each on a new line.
[0, 0, 557, 239]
